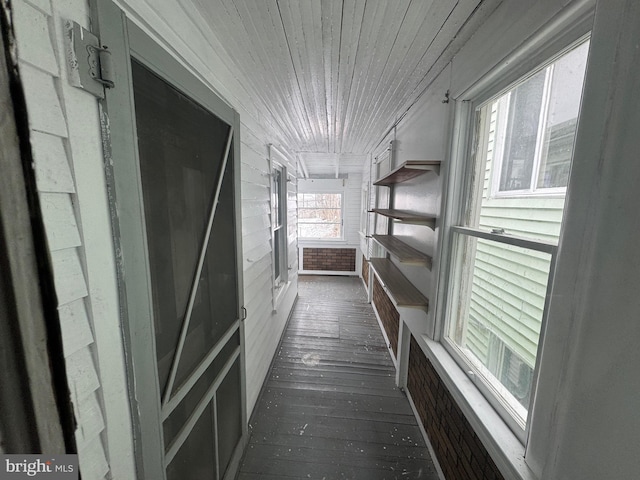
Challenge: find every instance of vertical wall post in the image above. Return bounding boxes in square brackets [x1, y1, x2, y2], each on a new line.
[395, 318, 411, 389]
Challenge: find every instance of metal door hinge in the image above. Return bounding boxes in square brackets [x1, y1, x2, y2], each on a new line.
[241, 306, 247, 321]
[64, 20, 114, 99]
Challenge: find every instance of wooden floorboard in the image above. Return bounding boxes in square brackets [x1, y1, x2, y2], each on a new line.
[238, 276, 439, 480]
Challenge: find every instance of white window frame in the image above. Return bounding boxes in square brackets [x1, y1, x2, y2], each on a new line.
[433, 27, 592, 475]
[445, 226, 558, 440]
[297, 191, 344, 241]
[443, 38, 589, 439]
[359, 185, 369, 236]
[489, 42, 587, 200]
[270, 158, 288, 302]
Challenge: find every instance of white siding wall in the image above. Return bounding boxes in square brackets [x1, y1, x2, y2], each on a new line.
[12, 1, 120, 477]
[241, 132, 298, 414]
[13, 0, 298, 478]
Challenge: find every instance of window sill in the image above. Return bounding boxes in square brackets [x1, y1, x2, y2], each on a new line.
[414, 334, 539, 480]
[297, 238, 348, 246]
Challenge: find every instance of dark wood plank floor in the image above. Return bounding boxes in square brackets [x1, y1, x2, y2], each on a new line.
[237, 276, 439, 480]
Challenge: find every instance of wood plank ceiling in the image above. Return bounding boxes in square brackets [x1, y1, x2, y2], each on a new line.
[187, 0, 493, 162]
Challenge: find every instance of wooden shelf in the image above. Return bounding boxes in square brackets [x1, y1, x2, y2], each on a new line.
[372, 235, 432, 269]
[369, 258, 429, 312]
[374, 160, 441, 186]
[369, 209, 436, 229]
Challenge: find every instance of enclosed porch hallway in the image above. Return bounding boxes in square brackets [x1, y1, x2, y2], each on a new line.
[238, 276, 439, 479]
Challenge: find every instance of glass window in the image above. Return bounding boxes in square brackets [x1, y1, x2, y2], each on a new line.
[297, 193, 343, 239]
[444, 39, 589, 433]
[493, 41, 589, 196]
[272, 163, 287, 286]
[448, 234, 554, 425]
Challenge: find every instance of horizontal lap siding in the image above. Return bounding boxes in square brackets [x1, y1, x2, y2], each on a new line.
[13, 1, 110, 477]
[241, 133, 275, 414]
[241, 129, 297, 416]
[16, 0, 301, 475]
[479, 203, 564, 241]
[468, 102, 564, 367]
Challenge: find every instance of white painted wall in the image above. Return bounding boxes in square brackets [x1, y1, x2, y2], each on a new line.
[362, 0, 640, 479]
[527, 1, 640, 478]
[371, 63, 452, 332]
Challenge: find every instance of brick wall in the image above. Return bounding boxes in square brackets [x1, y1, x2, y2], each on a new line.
[372, 276, 399, 357]
[302, 247, 356, 272]
[407, 335, 505, 480]
[362, 255, 369, 285]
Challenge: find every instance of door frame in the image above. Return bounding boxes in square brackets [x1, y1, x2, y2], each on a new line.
[90, 3, 246, 479]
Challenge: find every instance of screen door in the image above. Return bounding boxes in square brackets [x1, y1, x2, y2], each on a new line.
[132, 60, 242, 480]
[93, 3, 246, 479]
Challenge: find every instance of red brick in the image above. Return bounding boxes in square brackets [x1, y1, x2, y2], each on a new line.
[407, 334, 505, 480]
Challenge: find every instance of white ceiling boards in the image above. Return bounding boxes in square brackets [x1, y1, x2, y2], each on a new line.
[184, 0, 495, 159]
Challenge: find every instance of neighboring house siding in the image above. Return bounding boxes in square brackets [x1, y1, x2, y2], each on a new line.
[12, 1, 111, 477]
[467, 103, 564, 368]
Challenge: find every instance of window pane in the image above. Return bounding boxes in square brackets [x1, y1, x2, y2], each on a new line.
[216, 358, 242, 477]
[298, 223, 341, 239]
[298, 193, 341, 209]
[274, 227, 281, 280]
[448, 233, 553, 425]
[498, 70, 546, 192]
[450, 39, 589, 433]
[297, 193, 342, 239]
[132, 59, 234, 394]
[472, 41, 589, 242]
[298, 208, 341, 222]
[537, 41, 589, 188]
[166, 401, 216, 480]
[272, 168, 282, 228]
